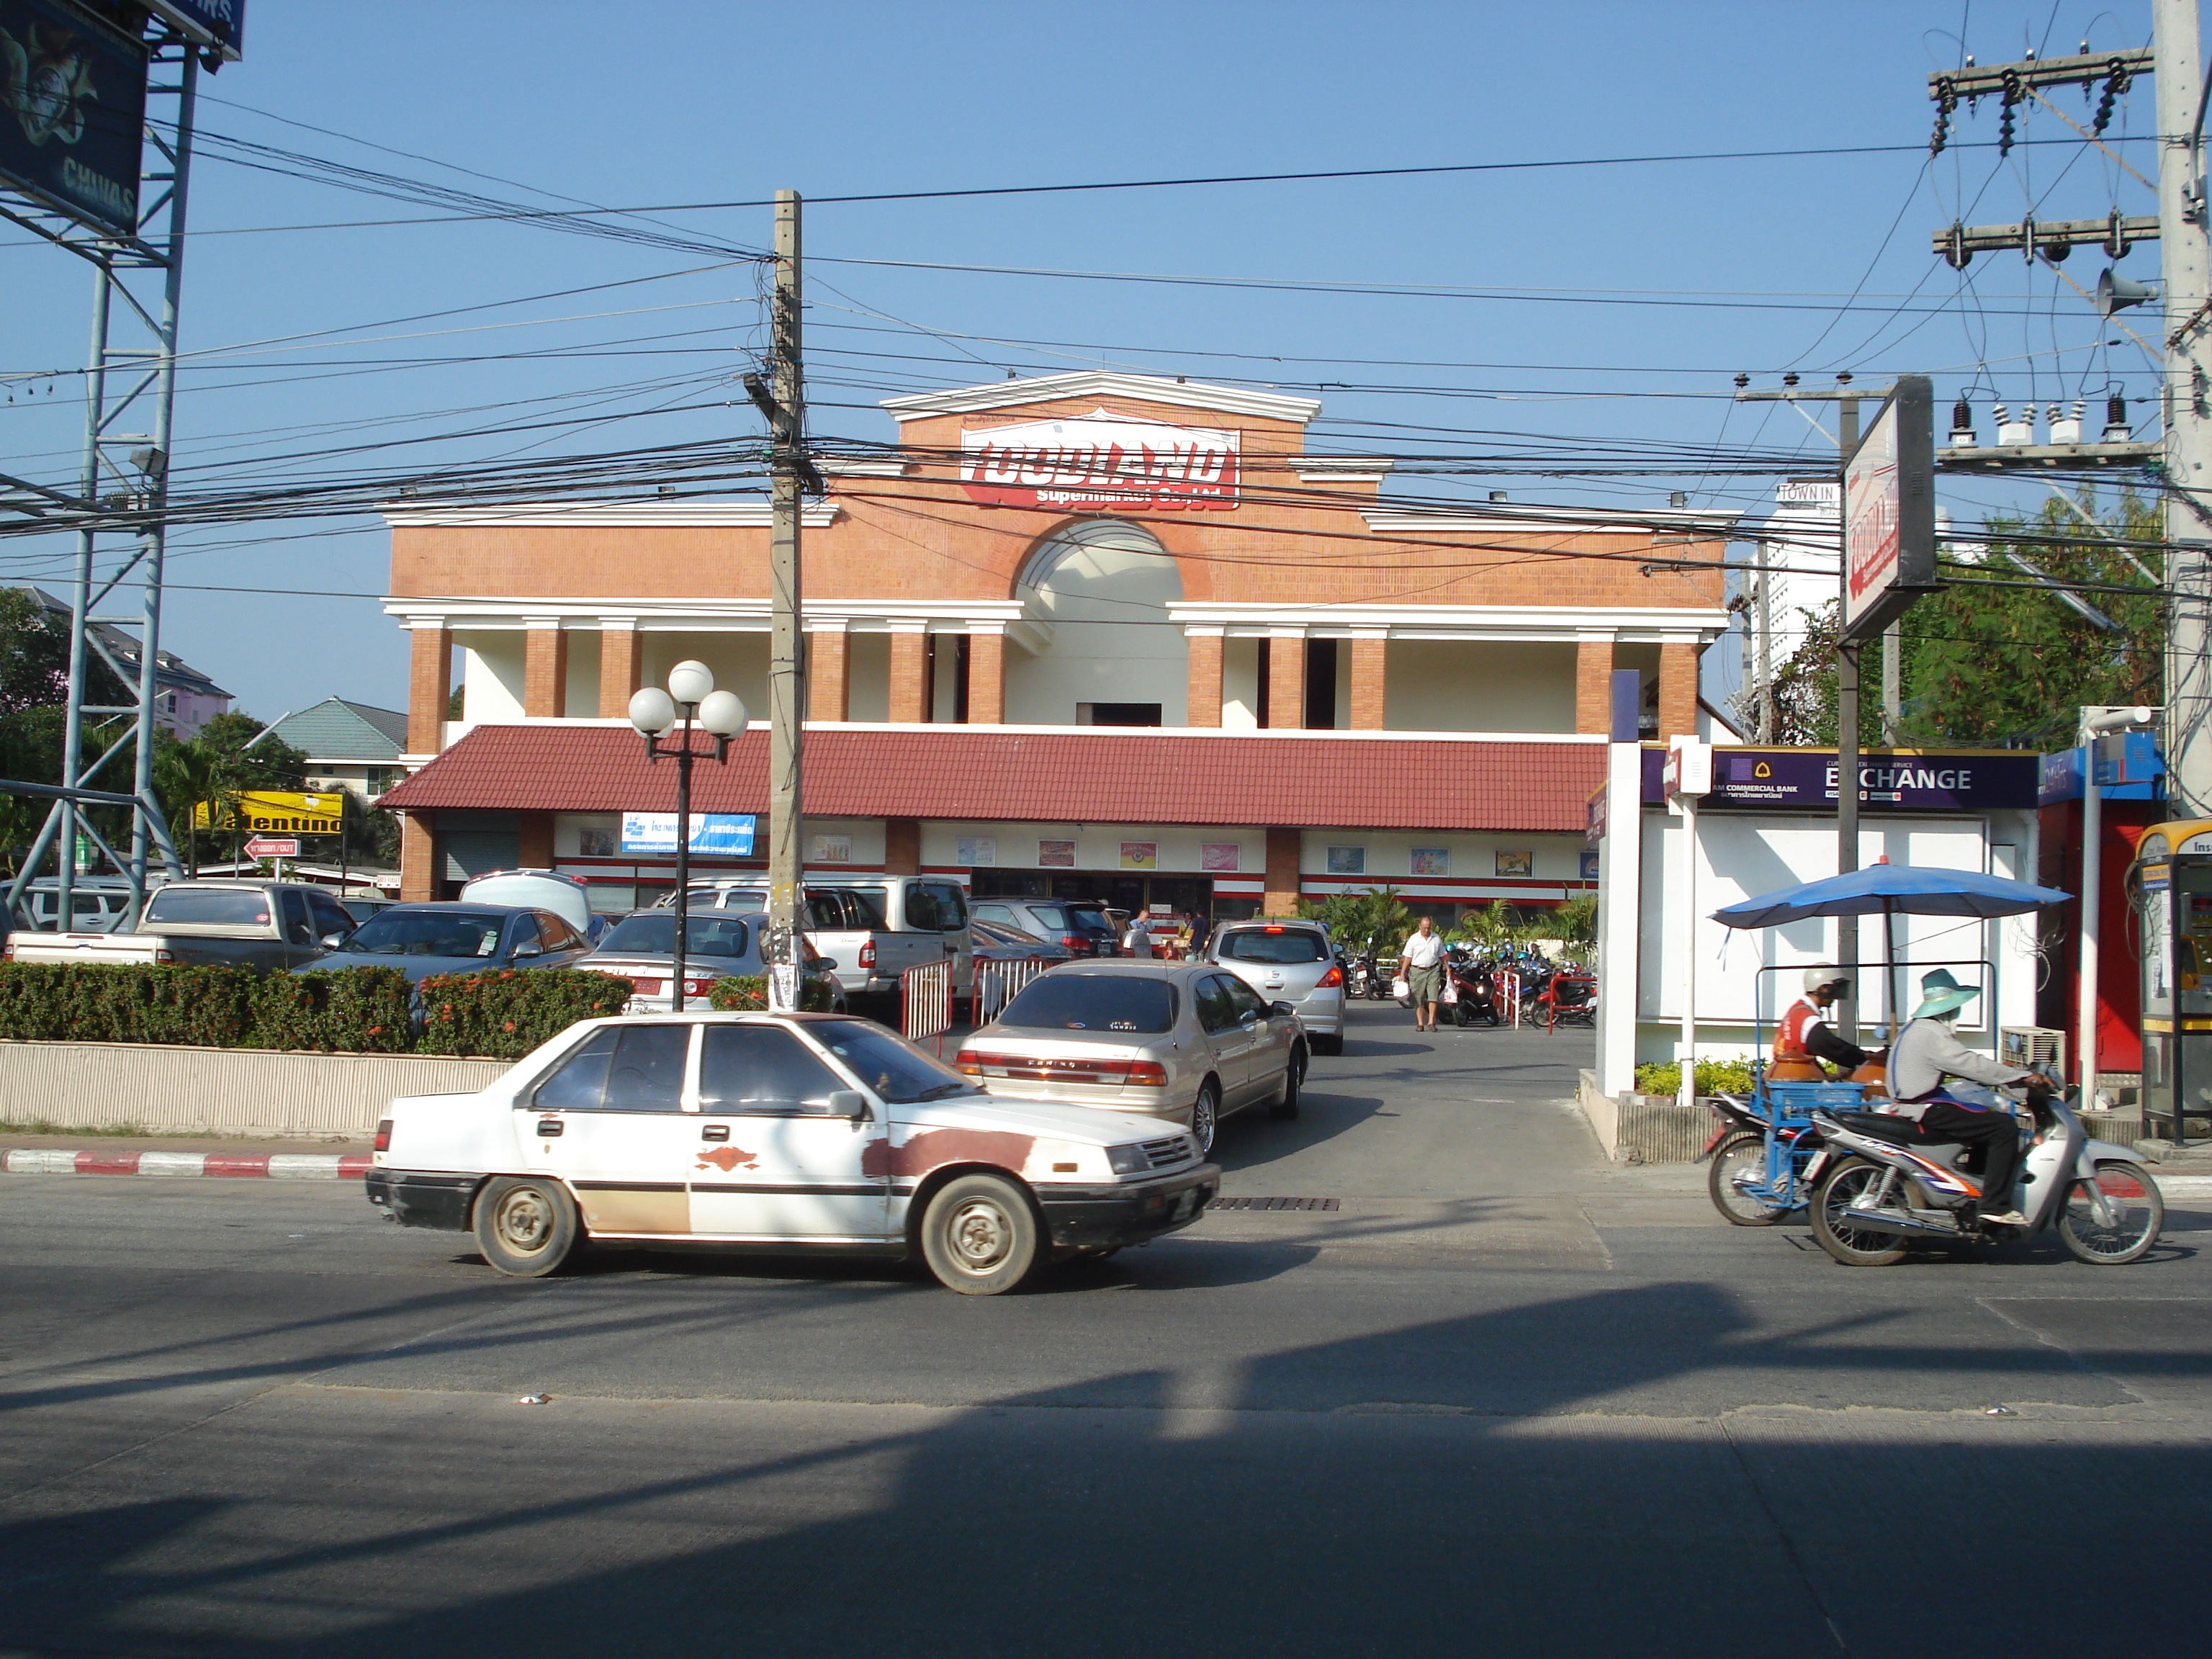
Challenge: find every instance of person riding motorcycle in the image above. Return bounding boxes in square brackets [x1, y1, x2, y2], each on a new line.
[1887, 968, 2059, 1228]
[1774, 968, 1869, 1080]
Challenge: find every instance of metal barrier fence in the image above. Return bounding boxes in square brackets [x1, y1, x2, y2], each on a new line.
[971, 955, 1053, 1025]
[1496, 970, 1522, 1028]
[900, 959, 954, 1054]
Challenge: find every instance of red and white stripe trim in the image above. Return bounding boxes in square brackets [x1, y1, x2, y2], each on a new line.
[1, 1149, 371, 1179]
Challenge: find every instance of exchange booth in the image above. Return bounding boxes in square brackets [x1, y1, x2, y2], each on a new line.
[2131, 819, 2212, 1145]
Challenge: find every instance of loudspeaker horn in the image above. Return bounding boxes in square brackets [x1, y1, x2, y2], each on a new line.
[2096, 269, 2157, 315]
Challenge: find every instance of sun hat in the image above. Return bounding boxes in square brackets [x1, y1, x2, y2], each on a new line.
[1911, 967, 1980, 1019]
[1802, 966, 1851, 995]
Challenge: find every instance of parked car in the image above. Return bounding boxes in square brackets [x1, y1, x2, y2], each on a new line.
[971, 916, 1076, 966]
[17, 876, 155, 933]
[1207, 918, 1346, 1056]
[338, 895, 397, 927]
[5, 878, 353, 973]
[675, 876, 969, 1004]
[366, 1010, 1220, 1293]
[968, 897, 1118, 958]
[576, 907, 848, 1014]
[459, 868, 611, 943]
[304, 901, 593, 986]
[956, 961, 1305, 1155]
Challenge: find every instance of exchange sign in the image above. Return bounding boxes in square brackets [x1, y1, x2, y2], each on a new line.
[960, 409, 1240, 511]
[1841, 375, 1938, 640]
[0, 0, 149, 239]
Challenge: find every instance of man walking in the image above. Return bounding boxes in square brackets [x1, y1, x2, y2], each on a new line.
[1401, 914, 1447, 1033]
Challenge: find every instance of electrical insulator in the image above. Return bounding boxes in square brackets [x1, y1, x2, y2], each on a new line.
[2049, 400, 2085, 445]
[2103, 394, 2131, 443]
[1950, 397, 1977, 448]
[1995, 403, 2033, 446]
[1782, 372, 1799, 387]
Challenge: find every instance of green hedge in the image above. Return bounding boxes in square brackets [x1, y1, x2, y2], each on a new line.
[1632, 1056, 1758, 1097]
[706, 974, 839, 1013]
[0, 963, 413, 1053]
[415, 968, 634, 1059]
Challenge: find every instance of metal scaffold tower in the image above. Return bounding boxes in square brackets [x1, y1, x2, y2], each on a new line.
[0, 7, 235, 931]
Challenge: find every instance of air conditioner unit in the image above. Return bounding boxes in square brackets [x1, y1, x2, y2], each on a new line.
[1999, 1025, 2066, 1076]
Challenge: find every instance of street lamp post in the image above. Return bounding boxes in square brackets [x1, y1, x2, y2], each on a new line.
[629, 661, 747, 1012]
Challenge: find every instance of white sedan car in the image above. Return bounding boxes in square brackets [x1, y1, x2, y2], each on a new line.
[367, 1012, 1218, 1295]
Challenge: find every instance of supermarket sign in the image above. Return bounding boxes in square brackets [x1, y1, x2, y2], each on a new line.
[960, 410, 1239, 511]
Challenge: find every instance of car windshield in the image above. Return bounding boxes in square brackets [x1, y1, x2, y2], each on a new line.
[142, 888, 271, 927]
[1218, 929, 1328, 964]
[598, 914, 752, 958]
[1000, 974, 1177, 1033]
[807, 1019, 979, 1103]
[338, 909, 507, 958]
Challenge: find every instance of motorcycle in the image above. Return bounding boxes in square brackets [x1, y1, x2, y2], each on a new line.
[1804, 1087, 2163, 1267]
[1345, 948, 1377, 1001]
[1531, 967, 1597, 1029]
[1445, 948, 1501, 1027]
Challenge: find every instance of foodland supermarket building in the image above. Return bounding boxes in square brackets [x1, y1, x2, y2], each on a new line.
[378, 372, 1738, 921]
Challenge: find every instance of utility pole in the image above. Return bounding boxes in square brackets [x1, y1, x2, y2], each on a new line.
[748, 190, 821, 1012]
[2157, 0, 2212, 816]
[1754, 537, 1775, 742]
[1880, 619, 1902, 742]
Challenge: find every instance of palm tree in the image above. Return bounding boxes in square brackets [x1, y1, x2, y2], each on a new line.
[153, 735, 244, 878]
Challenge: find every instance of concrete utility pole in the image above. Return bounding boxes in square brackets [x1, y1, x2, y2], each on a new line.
[2157, 0, 2212, 816]
[765, 190, 809, 1010]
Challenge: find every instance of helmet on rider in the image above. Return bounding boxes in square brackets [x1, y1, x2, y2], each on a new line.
[1802, 967, 1851, 997]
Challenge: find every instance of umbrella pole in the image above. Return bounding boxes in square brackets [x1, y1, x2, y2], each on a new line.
[1884, 902, 1899, 1044]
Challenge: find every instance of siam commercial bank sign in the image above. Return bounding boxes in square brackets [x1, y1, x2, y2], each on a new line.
[960, 410, 1240, 511]
[1639, 747, 2038, 812]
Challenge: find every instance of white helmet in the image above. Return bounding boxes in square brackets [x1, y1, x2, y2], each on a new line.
[1802, 966, 1849, 995]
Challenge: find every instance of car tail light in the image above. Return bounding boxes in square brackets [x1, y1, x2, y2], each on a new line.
[1264, 925, 1284, 933]
[959, 1051, 1167, 1087]
[1317, 963, 1342, 987]
[154, 948, 175, 963]
[683, 977, 712, 996]
[374, 1118, 392, 1152]
[1058, 933, 1084, 950]
[1, 941, 12, 961]
[859, 940, 876, 968]
[1124, 1060, 1168, 1087]
[954, 1048, 981, 1075]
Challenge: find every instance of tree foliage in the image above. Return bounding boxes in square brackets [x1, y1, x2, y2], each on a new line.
[1296, 885, 1413, 952]
[1765, 488, 2162, 750]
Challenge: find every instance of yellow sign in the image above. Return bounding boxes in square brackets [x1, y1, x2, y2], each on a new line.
[194, 791, 345, 835]
[1119, 841, 1157, 869]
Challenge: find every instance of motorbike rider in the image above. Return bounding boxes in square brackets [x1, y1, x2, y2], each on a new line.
[1887, 968, 2059, 1228]
[1777, 968, 1869, 1076]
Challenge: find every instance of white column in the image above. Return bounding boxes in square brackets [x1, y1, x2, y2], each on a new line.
[1594, 739, 1643, 1097]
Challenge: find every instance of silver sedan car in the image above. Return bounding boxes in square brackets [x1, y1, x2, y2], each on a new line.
[1206, 919, 1345, 1056]
[955, 961, 1304, 1155]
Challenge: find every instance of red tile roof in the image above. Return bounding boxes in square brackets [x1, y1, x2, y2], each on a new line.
[380, 725, 1606, 832]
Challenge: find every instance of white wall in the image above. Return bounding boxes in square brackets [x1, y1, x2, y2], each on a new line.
[920, 822, 1260, 875]
[1384, 639, 1577, 732]
[1299, 829, 1587, 886]
[847, 633, 890, 721]
[1222, 637, 1260, 729]
[564, 631, 602, 717]
[1004, 521, 1188, 725]
[457, 633, 524, 722]
[639, 631, 768, 718]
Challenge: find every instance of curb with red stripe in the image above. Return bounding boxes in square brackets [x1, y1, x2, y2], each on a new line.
[1, 1149, 369, 1179]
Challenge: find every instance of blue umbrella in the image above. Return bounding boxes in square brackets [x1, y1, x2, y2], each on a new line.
[1710, 863, 2072, 1038]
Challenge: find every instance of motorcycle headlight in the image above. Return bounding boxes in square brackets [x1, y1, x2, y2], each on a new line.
[1107, 1144, 1151, 1177]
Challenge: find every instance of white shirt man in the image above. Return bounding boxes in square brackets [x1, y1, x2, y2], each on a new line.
[1400, 917, 1448, 1033]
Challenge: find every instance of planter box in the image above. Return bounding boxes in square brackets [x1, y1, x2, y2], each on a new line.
[0, 1042, 510, 1139]
[1575, 1071, 1715, 1164]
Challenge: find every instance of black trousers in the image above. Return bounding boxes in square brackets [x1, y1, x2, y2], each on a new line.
[1917, 1102, 2024, 1216]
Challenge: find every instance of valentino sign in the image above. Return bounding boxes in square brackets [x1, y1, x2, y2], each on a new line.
[960, 410, 1241, 511]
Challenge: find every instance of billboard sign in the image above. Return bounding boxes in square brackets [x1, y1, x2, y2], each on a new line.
[1641, 747, 2038, 812]
[194, 791, 345, 835]
[145, 1, 244, 57]
[961, 408, 1240, 512]
[621, 811, 757, 856]
[0, 0, 148, 238]
[1841, 375, 1937, 640]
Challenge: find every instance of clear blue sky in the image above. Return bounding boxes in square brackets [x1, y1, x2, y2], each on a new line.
[0, 1, 2172, 721]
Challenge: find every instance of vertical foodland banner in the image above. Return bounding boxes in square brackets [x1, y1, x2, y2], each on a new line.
[0, 0, 148, 239]
[960, 408, 1241, 511]
[1841, 374, 1938, 640]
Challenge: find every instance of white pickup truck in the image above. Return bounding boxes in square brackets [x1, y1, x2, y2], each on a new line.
[676, 875, 971, 1004]
[3, 879, 359, 974]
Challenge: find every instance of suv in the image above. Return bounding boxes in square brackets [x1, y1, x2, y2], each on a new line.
[970, 898, 1120, 958]
[1206, 919, 1344, 1055]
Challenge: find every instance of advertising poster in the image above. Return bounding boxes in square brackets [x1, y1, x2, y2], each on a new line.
[956, 836, 996, 866]
[194, 791, 344, 835]
[577, 827, 616, 858]
[0, 0, 148, 238]
[1326, 845, 1365, 875]
[1118, 841, 1157, 870]
[1580, 848, 1601, 881]
[621, 812, 757, 856]
[809, 833, 851, 863]
[1411, 848, 1449, 876]
[1038, 839, 1076, 868]
[1495, 850, 1533, 878]
[1200, 842, 1241, 872]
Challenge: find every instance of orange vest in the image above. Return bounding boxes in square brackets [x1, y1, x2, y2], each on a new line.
[1777, 997, 1822, 1060]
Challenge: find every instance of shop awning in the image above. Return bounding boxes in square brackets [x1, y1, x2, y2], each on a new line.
[379, 724, 1606, 833]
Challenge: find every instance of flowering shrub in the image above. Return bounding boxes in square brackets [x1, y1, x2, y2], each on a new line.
[0, 963, 411, 1052]
[706, 973, 838, 1013]
[1632, 1056, 1759, 1097]
[413, 968, 635, 1059]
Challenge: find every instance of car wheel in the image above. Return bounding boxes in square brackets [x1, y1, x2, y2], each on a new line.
[472, 1177, 580, 1278]
[1190, 1079, 1221, 1156]
[1269, 1046, 1303, 1119]
[919, 1173, 1042, 1295]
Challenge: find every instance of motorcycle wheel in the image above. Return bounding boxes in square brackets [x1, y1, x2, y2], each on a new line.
[1708, 1133, 1789, 1226]
[2056, 1161, 2164, 1264]
[1808, 1159, 1910, 1266]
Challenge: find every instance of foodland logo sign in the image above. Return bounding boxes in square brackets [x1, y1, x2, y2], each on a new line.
[960, 409, 1239, 511]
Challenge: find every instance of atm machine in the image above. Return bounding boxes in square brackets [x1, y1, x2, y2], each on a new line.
[2132, 819, 2212, 1145]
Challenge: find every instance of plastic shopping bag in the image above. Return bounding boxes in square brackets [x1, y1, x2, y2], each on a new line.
[1390, 976, 1410, 1000]
[1440, 976, 1459, 1004]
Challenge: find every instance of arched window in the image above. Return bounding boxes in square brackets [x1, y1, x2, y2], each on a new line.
[1004, 520, 1187, 727]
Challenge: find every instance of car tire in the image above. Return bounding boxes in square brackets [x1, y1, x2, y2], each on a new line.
[1190, 1079, 1222, 1156]
[473, 1177, 580, 1278]
[918, 1174, 1042, 1295]
[1269, 1047, 1303, 1119]
[1311, 1031, 1344, 1056]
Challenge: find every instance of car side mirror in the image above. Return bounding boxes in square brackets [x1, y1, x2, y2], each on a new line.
[320, 932, 346, 948]
[827, 1089, 872, 1122]
[515, 942, 542, 958]
[810, 956, 838, 971]
[1270, 1000, 1296, 1018]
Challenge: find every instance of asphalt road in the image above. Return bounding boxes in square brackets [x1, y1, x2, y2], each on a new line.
[2, 1002, 2208, 1658]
